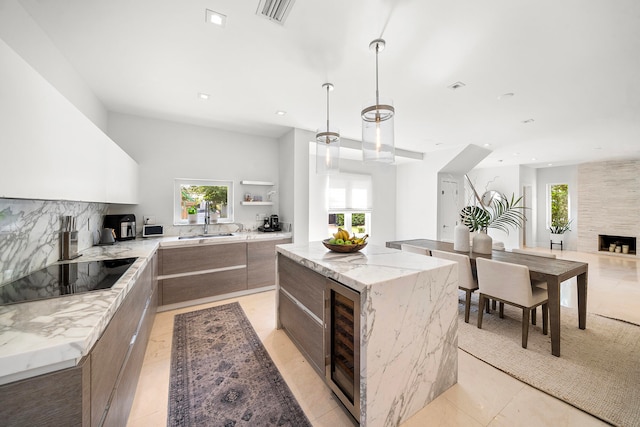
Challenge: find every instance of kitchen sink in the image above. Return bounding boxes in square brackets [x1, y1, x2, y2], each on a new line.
[178, 233, 235, 240]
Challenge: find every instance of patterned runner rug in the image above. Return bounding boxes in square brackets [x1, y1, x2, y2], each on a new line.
[168, 302, 312, 426]
[458, 294, 640, 427]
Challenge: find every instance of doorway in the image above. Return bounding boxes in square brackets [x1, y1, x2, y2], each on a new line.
[439, 178, 460, 242]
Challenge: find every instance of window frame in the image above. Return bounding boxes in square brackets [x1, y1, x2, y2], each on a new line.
[173, 178, 234, 225]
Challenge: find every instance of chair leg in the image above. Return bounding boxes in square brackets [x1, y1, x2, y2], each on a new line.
[542, 303, 548, 335]
[499, 302, 504, 318]
[522, 309, 530, 348]
[532, 307, 537, 325]
[485, 298, 491, 313]
[491, 299, 497, 310]
[464, 290, 472, 323]
[477, 294, 486, 329]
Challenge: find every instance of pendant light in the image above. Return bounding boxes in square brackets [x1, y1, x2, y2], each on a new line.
[361, 38, 395, 163]
[316, 83, 340, 174]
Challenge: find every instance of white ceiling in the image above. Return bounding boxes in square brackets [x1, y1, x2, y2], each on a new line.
[19, 0, 640, 168]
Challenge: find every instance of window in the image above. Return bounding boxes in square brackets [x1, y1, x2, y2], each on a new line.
[328, 173, 372, 237]
[174, 179, 234, 225]
[548, 183, 569, 227]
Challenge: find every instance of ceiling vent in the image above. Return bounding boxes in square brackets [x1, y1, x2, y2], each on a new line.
[256, 0, 295, 25]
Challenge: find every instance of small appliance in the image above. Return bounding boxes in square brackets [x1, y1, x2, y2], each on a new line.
[269, 214, 280, 230]
[258, 215, 281, 232]
[103, 214, 136, 241]
[142, 224, 164, 238]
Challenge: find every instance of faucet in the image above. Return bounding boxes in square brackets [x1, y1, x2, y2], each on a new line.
[203, 201, 210, 234]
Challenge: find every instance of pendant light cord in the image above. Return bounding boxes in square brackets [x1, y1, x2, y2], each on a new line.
[375, 42, 380, 108]
[326, 84, 330, 134]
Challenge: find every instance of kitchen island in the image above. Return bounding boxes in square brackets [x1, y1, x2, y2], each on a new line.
[276, 242, 458, 426]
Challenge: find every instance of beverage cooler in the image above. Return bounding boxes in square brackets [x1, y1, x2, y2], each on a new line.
[324, 279, 361, 421]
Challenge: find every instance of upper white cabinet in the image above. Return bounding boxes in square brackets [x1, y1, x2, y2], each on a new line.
[0, 39, 138, 204]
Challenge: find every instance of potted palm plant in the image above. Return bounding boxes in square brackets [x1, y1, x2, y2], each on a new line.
[460, 193, 527, 254]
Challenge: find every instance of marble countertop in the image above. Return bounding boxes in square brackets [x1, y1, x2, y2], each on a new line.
[276, 241, 452, 292]
[0, 232, 291, 385]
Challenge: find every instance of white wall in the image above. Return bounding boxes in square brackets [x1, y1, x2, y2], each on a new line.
[396, 148, 470, 241]
[107, 113, 281, 234]
[278, 129, 296, 238]
[519, 165, 538, 246]
[0, 0, 108, 131]
[536, 165, 579, 250]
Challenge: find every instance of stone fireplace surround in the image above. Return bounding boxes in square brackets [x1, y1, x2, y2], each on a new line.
[577, 160, 639, 256]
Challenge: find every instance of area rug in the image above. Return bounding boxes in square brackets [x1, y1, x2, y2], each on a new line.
[168, 302, 312, 427]
[457, 295, 640, 427]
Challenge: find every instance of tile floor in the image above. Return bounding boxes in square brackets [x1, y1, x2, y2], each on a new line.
[127, 248, 639, 426]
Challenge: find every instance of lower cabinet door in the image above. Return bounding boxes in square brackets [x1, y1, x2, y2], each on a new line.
[279, 290, 324, 375]
[161, 268, 247, 305]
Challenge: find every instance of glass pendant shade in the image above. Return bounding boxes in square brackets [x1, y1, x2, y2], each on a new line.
[362, 100, 394, 163]
[316, 83, 340, 174]
[316, 131, 340, 174]
[362, 39, 395, 164]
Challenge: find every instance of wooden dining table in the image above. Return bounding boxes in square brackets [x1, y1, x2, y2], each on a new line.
[386, 239, 589, 357]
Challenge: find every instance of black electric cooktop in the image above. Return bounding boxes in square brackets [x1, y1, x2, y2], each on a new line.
[0, 257, 137, 306]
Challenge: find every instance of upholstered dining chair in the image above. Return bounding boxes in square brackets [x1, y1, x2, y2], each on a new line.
[476, 257, 549, 349]
[401, 243, 431, 256]
[431, 249, 478, 323]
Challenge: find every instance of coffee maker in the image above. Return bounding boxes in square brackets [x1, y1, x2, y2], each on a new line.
[269, 215, 280, 231]
[258, 214, 281, 232]
[104, 214, 136, 241]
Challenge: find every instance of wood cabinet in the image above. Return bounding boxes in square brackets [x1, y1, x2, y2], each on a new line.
[0, 253, 157, 426]
[158, 242, 247, 306]
[248, 238, 292, 289]
[277, 254, 325, 375]
[93, 252, 157, 426]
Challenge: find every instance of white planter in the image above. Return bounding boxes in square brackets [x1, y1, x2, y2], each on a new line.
[550, 233, 564, 242]
[188, 214, 198, 224]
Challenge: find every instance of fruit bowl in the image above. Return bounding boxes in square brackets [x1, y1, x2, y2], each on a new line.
[322, 238, 367, 253]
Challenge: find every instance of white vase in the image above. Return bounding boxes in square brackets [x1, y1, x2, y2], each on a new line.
[472, 230, 493, 254]
[188, 214, 197, 224]
[454, 224, 471, 252]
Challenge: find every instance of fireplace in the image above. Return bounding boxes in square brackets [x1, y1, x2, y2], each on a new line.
[598, 234, 636, 255]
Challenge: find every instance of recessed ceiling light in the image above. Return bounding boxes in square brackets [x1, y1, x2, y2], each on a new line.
[593, 147, 602, 150]
[198, 92, 210, 100]
[498, 93, 514, 100]
[447, 81, 466, 90]
[275, 110, 287, 116]
[522, 118, 535, 124]
[548, 163, 553, 166]
[531, 157, 537, 161]
[483, 143, 491, 147]
[513, 152, 519, 156]
[205, 9, 227, 27]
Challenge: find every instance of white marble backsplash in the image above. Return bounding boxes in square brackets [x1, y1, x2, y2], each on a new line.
[0, 198, 109, 285]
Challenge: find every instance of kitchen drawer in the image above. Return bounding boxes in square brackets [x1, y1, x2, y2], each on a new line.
[160, 268, 247, 305]
[278, 254, 324, 319]
[160, 242, 247, 275]
[248, 238, 291, 289]
[279, 289, 324, 375]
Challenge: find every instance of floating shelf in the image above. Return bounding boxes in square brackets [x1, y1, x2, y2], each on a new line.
[240, 201, 273, 206]
[240, 180, 274, 186]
